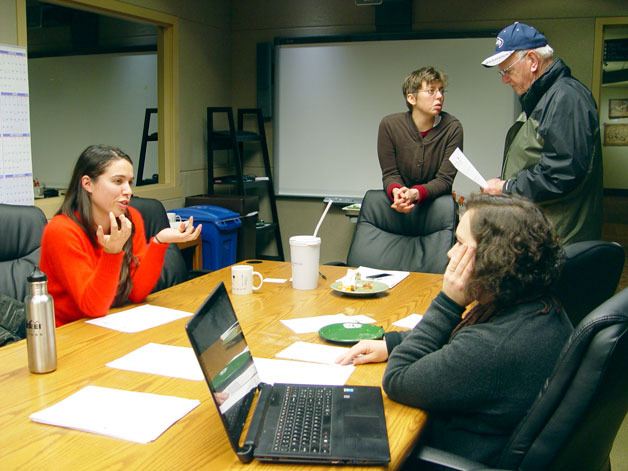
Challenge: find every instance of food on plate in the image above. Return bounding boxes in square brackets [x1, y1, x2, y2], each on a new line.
[339, 269, 373, 291]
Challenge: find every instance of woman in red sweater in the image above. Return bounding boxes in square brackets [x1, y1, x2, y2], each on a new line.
[40, 145, 201, 326]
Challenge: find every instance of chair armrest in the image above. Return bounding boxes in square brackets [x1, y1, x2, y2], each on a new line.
[417, 446, 505, 471]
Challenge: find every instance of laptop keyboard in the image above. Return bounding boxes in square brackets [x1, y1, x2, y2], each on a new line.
[273, 385, 332, 454]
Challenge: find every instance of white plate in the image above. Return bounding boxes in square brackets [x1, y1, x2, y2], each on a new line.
[330, 280, 388, 296]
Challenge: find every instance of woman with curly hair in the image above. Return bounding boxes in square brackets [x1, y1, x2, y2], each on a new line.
[337, 194, 572, 466]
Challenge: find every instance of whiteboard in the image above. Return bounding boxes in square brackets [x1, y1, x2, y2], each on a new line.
[274, 37, 519, 199]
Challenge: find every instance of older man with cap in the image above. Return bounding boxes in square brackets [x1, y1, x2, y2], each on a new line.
[482, 22, 603, 244]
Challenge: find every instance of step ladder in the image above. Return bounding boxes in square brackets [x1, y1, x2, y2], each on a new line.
[207, 107, 284, 261]
[137, 107, 159, 186]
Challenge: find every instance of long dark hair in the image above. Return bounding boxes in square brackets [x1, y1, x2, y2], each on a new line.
[59, 145, 136, 306]
[452, 194, 564, 336]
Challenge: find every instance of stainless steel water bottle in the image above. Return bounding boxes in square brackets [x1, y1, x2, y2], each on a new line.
[25, 268, 57, 373]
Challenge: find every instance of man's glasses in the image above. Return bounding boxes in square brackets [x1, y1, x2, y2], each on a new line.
[416, 88, 446, 97]
[498, 52, 527, 78]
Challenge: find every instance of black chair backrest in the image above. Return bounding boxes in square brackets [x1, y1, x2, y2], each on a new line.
[498, 288, 628, 471]
[347, 190, 457, 273]
[128, 195, 170, 239]
[553, 240, 625, 326]
[0, 204, 48, 301]
[128, 196, 188, 291]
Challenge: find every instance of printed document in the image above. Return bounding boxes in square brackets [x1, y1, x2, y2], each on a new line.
[449, 147, 488, 188]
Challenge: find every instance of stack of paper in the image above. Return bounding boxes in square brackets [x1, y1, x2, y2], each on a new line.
[30, 385, 200, 443]
[254, 358, 354, 386]
[106, 343, 204, 381]
[392, 313, 424, 329]
[86, 304, 192, 333]
[275, 341, 350, 365]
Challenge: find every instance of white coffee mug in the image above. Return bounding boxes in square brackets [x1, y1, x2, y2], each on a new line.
[166, 212, 182, 229]
[231, 265, 263, 295]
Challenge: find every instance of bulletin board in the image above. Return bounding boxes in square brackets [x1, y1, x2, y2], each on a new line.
[0, 43, 34, 205]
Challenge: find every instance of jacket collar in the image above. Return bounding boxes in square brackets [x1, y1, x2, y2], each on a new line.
[519, 58, 571, 116]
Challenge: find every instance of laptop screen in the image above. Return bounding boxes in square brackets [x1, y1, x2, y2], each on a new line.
[186, 282, 261, 451]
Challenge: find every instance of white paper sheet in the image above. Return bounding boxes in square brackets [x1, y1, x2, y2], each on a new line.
[280, 314, 376, 334]
[264, 277, 288, 284]
[85, 304, 193, 333]
[275, 341, 350, 365]
[449, 147, 488, 188]
[106, 343, 204, 381]
[392, 313, 424, 329]
[30, 385, 199, 444]
[253, 357, 354, 385]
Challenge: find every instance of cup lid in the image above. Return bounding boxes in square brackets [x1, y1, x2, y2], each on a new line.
[289, 235, 321, 246]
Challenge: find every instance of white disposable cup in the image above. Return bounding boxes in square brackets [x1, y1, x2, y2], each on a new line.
[231, 265, 263, 295]
[289, 235, 321, 290]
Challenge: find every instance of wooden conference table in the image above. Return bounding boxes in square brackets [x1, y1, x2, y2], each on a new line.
[0, 261, 443, 470]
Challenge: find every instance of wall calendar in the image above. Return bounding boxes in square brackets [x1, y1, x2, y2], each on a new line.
[0, 43, 34, 205]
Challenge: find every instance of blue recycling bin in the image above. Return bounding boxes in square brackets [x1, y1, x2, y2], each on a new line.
[171, 205, 241, 270]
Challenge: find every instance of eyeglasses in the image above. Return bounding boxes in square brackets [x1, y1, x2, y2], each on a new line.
[498, 52, 527, 77]
[416, 88, 446, 97]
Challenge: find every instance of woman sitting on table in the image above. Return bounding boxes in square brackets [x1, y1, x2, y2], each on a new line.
[40, 145, 201, 326]
[378, 66, 463, 213]
[337, 194, 572, 466]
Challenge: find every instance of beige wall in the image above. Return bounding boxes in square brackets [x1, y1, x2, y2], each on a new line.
[84, 0, 233, 211]
[231, 0, 628, 262]
[5, 0, 628, 261]
[0, 0, 18, 44]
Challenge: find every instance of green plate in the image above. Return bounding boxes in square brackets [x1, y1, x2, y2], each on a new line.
[319, 322, 385, 344]
[330, 280, 388, 296]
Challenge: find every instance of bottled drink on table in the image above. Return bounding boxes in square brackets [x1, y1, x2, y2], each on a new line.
[25, 268, 57, 374]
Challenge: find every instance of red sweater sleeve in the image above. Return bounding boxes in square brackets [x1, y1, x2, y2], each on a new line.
[126, 207, 168, 303]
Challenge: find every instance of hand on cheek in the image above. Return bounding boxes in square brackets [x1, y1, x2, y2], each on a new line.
[442, 244, 475, 307]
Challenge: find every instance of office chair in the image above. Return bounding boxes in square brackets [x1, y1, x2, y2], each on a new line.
[553, 240, 625, 326]
[345, 190, 457, 273]
[128, 196, 191, 291]
[414, 288, 628, 471]
[0, 203, 48, 302]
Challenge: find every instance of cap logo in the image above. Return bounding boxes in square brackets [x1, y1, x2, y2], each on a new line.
[496, 37, 504, 48]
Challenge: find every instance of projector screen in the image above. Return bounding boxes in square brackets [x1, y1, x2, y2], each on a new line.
[274, 36, 519, 199]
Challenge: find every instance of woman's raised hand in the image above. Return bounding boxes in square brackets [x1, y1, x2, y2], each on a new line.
[155, 216, 202, 244]
[97, 211, 133, 254]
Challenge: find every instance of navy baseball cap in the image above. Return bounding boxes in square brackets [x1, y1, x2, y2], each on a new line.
[482, 22, 548, 67]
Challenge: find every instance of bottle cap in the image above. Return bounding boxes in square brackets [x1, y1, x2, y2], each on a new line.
[27, 267, 48, 283]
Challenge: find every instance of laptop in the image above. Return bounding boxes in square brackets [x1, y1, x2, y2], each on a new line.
[185, 282, 390, 465]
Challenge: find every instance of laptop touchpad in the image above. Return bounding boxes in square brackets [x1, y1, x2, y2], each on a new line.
[344, 415, 383, 438]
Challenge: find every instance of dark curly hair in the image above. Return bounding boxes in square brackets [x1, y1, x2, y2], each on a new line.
[453, 194, 564, 334]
